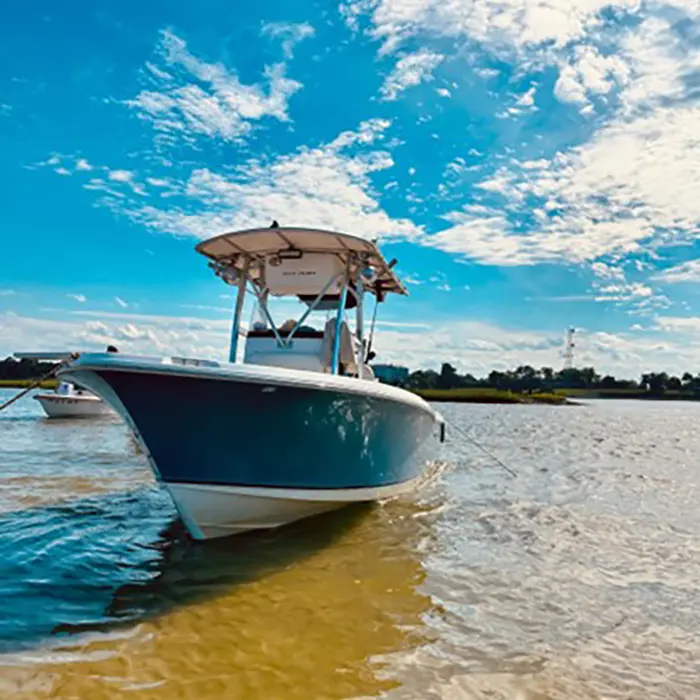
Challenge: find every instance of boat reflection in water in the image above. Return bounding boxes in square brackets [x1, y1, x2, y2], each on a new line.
[0, 487, 440, 699]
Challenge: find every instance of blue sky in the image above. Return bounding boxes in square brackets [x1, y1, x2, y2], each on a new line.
[2, 0, 700, 376]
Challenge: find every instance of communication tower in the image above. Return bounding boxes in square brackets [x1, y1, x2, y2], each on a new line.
[563, 327, 576, 370]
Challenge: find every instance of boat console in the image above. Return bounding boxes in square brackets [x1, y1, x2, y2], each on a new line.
[195, 226, 406, 380]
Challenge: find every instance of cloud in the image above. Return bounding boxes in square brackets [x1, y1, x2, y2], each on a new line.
[0, 290, 17, 297]
[96, 118, 421, 241]
[514, 86, 536, 107]
[126, 29, 302, 145]
[593, 282, 653, 303]
[587, 264, 668, 311]
[653, 259, 700, 284]
[114, 296, 129, 308]
[654, 316, 700, 335]
[145, 177, 171, 187]
[0, 310, 230, 360]
[40, 6, 700, 283]
[37, 154, 154, 200]
[554, 46, 630, 106]
[341, 0, 640, 57]
[261, 21, 315, 59]
[422, 211, 523, 265]
[380, 49, 444, 100]
[105, 169, 149, 196]
[146, 62, 173, 81]
[67, 293, 87, 303]
[108, 169, 134, 183]
[82, 178, 127, 199]
[338, 0, 700, 273]
[435, 87, 451, 98]
[428, 92, 700, 265]
[591, 262, 625, 281]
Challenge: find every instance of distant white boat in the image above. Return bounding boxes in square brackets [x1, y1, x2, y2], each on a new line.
[13, 352, 115, 419]
[34, 381, 113, 419]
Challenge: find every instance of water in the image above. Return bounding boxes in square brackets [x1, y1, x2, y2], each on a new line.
[1, 389, 699, 699]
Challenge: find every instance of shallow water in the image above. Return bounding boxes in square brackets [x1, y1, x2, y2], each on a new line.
[0, 389, 699, 698]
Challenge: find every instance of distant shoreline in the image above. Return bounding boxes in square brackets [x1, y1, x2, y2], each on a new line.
[0, 379, 58, 389]
[412, 387, 700, 404]
[410, 387, 700, 406]
[556, 388, 700, 401]
[410, 388, 571, 405]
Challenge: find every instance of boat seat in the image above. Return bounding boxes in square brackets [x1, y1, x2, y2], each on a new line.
[243, 323, 326, 371]
[321, 319, 358, 375]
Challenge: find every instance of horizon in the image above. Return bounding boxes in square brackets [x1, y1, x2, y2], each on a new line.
[3, 1, 700, 377]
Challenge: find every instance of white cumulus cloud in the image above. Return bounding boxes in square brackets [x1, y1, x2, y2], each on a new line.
[126, 29, 302, 146]
[380, 49, 444, 101]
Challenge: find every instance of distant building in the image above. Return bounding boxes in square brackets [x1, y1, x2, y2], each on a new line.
[372, 364, 409, 385]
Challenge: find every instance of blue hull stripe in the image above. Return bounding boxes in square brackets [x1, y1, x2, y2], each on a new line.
[98, 370, 436, 490]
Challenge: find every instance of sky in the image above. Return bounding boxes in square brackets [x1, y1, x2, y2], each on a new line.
[2, 0, 700, 377]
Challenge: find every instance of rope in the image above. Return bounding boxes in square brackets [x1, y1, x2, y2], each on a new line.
[0, 364, 62, 412]
[445, 419, 518, 478]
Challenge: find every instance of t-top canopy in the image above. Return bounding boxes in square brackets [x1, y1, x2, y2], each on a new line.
[195, 226, 408, 297]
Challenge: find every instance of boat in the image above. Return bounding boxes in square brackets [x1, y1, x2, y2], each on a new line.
[12, 352, 114, 419]
[34, 380, 114, 418]
[56, 225, 445, 540]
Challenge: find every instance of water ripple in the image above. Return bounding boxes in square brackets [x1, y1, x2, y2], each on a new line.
[1, 391, 699, 698]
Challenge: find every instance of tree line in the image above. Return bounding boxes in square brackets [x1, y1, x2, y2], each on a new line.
[398, 363, 700, 396]
[3, 355, 698, 397]
[1, 357, 57, 380]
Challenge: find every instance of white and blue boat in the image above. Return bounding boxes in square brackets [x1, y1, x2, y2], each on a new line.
[58, 226, 444, 540]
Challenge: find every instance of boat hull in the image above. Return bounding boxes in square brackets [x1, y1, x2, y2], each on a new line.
[33, 393, 113, 419]
[166, 481, 419, 540]
[60, 354, 441, 539]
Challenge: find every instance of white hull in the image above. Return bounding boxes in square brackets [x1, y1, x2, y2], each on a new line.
[34, 394, 113, 419]
[166, 480, 420, 540]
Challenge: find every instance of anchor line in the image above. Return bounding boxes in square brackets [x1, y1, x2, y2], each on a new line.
[445, 420, 518, 478]
[0, 363, 63, 412]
